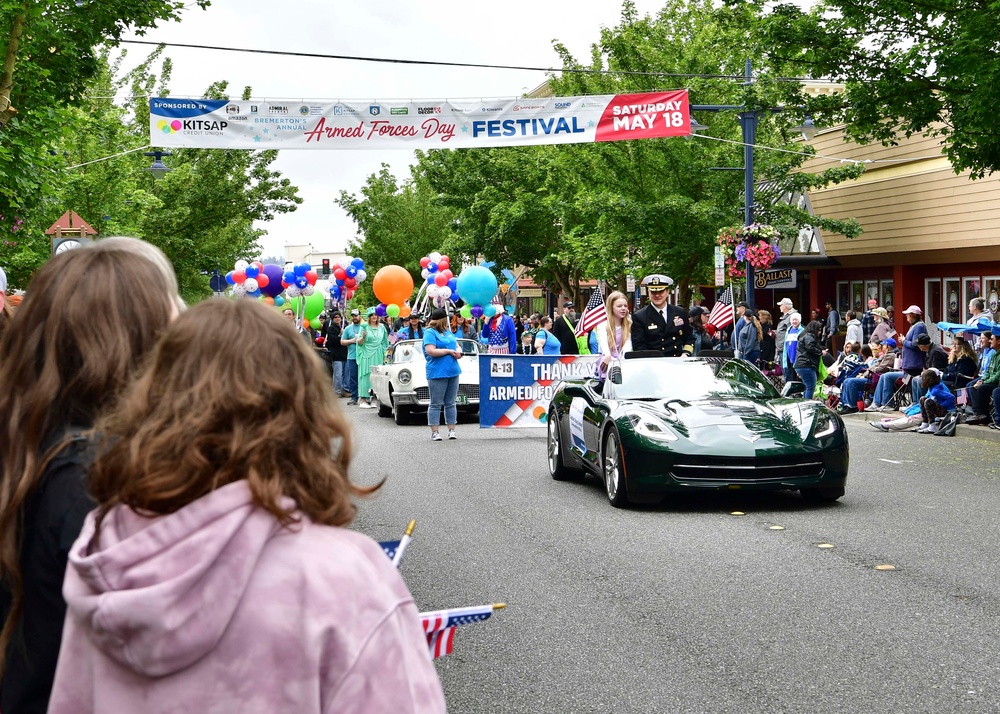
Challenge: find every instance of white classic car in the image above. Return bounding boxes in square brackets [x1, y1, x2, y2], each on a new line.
[369, 338, 483, 424]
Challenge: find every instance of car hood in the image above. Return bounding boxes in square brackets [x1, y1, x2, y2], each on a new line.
[616, 397, 835, 449]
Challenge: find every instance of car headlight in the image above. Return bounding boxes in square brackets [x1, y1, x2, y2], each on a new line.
[813, 410, 838, 438]
[625, 411, 678, 442]
[398, 369, 412, 386]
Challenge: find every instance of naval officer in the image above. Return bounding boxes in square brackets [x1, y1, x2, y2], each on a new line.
[630, 274, 694, 356]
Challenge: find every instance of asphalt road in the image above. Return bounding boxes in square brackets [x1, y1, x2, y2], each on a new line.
[347, 404, 1000, 713]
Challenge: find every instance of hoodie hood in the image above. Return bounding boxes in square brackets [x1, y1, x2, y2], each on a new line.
[64, 480, 290, 677]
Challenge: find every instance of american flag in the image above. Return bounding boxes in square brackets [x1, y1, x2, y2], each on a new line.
[420, 605, 499, 659]
[707, 286, 734, 329]
[378, 540, 400, 561]
[575, 288, 607, 337]
[378, 520, 415, 568]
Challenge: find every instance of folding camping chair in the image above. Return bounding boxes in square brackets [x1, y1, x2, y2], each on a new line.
[878, 374, 914, 412]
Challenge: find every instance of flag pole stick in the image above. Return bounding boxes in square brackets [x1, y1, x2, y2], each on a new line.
[391, 519, 416, 567]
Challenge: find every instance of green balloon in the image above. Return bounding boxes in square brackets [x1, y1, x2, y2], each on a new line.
[386, 303, 400, 318]
[310, 318, 322, 330]
[288, 291, 326, 320]
[460, 305, 473, 319]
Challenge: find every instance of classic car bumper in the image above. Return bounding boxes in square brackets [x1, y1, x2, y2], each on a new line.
[391, 384, 481, 408]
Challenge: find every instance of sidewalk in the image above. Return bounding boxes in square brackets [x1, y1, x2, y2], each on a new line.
[839, 408, 1000, 443]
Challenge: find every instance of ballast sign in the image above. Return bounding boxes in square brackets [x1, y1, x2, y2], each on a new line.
[148, 91, 689, 151]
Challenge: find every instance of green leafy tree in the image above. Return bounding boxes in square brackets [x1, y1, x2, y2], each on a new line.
[719, 0, 1000, 179]
[0, 1, 209, 235]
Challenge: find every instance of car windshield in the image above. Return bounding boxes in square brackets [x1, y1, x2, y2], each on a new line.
[610, 358, 779, 401]
[391, 338, 480, 363]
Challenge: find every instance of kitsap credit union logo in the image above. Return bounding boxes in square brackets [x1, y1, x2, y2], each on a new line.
[369, 105, 381, 116]
[157, 119, 182, 134]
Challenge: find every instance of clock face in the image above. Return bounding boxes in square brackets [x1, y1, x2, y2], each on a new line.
[55, 239, 83, 254]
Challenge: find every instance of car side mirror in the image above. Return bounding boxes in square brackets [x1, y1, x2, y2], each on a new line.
[781, 381, 806, 398]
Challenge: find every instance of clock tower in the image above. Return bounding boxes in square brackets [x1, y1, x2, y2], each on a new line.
[46, 211, 97, 255]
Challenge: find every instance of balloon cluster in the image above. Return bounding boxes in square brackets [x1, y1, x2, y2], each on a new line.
[329, 256, 367, 308]
[455, 265, 500, 320]
[419, 251, 458, 309]
[226, 260, 285, 305]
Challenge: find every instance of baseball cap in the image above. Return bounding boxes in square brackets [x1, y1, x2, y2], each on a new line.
[430, 308, 447, 321]
[350, 308, 360, 316]
[916, 333, 932, 345]
[868, 298, 879, 308]
[883, 338, 898, 348]
[563, 300, 574, 308]
[737, 301, 751, 310]
[689, 306, 709, 318]
[777, 297, 793, 307]
[902, 305, 923, 316]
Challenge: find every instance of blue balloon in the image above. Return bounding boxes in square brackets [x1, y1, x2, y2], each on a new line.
[295, 277, 309, 289]
[427, 262, 438, 273]
[225, 271, 236, 285]
[245, 264, 260, 279]
[456, 266, 499, 307]
[283, 270, 296, 284]
[293, 262, 311, 277]
[483, 305, 498, 318]
[274, 295, 285, 307]
[346, 265, 358, 278]
[351, 258, 365, 269]
[336, 278, 345, 286]
[447, 278, 457, 291]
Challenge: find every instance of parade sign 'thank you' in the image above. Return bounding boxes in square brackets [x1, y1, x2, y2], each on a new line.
[148, 91, 690, 150]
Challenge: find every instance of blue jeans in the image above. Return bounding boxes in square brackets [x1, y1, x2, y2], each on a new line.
[872, 371, 904, 406]
[842, 377, 868, 409]
[992, 386, 1000, 425]
[797, 366, 818, 399]
[346, 359, 359, 401]
[332, 359, 345, 394]
[427, 375, 459, 427]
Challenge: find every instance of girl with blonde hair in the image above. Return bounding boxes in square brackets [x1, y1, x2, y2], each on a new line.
[47, 298, 445, 713]
[596, 291, 633, 378]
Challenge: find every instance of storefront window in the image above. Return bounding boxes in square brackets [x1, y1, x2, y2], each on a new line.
[985, 277, 1000, 316]
[963, 277, 982, 320]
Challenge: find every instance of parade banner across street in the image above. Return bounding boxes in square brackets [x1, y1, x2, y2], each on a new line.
[148, 91, 690, 150]
[479, 354, 599, 428]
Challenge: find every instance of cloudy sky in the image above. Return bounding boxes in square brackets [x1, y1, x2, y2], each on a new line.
[122, 0, 667, 259]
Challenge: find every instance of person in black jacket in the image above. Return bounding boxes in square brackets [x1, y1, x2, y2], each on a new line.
[794, 320, 827, 399]
[550, 300, 580, 354]
[325, 313, 348, 396]
[631, 275, 694, 356]
[0, 238, 181, 714]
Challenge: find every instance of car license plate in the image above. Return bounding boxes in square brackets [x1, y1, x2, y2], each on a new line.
[456, 395, 469, 405]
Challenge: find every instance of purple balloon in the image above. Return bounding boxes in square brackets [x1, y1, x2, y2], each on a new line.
[470, 305, 484, 319]
[260, 264, 285, 298]
[375, 304, 387, 317]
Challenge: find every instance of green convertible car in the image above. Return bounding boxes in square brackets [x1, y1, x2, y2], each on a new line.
[547, 355, 849, 508]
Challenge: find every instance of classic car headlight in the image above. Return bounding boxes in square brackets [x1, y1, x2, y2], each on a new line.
[398, 369, 412, 386]
[812, 410, 838, 438]
[626, 411, 678, 442]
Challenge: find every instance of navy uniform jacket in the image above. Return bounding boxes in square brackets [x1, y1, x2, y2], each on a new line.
[631, 303, 694, 356]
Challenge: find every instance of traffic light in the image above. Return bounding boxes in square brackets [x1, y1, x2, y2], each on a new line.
[322, 258, 331, 276]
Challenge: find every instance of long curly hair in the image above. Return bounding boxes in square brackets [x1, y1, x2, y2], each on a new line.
[603, 291, 632, 350]
[0, 240, 179, 674]
[88, 298, 376, 550]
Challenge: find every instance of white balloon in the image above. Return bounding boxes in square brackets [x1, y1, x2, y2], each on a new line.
[355, 269, 367, 282]
[234, 259, 249, 271]
[429, 251, 442, 262]
[427, 284, 440, 298]
[243, 278, 259, 292]
[231, 284, 247, 296]
[339, 257, 353, 268]
[286, 286, 301, 298]
[421, 268, 430, 279]
[439, 286, 452, 300]
[303, 285, 315, 296]
[434, 295, 446, 307]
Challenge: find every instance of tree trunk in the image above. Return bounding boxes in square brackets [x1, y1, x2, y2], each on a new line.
[0, 6, 27, 130]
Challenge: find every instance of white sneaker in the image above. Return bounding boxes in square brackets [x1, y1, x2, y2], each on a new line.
[448, 430, 457, 440]
[915, 423, 929, 432]
[431, 431, 442, 441]
[358, 402, 372, 409]
[926, 423, 938, 434]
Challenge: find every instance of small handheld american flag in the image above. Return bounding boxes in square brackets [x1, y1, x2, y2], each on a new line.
[378, 520, 416, 568]
[707, 286, 734, 329]
[575, 288, 607, 337]
[421, 604, 506, 658]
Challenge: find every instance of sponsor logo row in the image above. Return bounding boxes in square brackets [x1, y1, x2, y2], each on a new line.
[214, 100, 607, 120]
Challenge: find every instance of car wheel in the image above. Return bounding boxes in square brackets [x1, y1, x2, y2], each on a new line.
[547, 408, 582, 481]
[800, 486, 845, 504]
[392, 396, 410, 426]
[603, 428, 629, 508]
[376, 396, 391, 418]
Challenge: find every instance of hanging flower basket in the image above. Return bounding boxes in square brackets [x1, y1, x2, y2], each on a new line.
[716, 223, 782, 281]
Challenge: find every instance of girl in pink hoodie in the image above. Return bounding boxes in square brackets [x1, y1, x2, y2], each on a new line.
[48, 298, 446, 714]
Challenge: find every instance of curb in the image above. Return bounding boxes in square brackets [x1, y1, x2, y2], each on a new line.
[840, 410, 1000, 444]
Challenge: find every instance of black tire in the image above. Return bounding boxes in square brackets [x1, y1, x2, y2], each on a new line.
[547, 408, 583, 481]
[376, 395, 391, 418]
[800, 486, 845, 504]
[603, 428, 629, 508]
[392, 396, 411, 426]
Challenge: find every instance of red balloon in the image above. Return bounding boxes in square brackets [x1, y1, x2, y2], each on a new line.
[420, 257, 431, 268]
[440, 269, 453, 281]
[439, 255, 449, 266]
[252, 261, 264, 271]
[346, 289, 355, 299]
[232, 271, 247, 284]
[305, 270, 318, 285]
[434, 273, 449, 287]
[281, 280, 290, 289]
[344, 277, 357, 289]
[334, 267, 347, 280]
[256, 273, 270, 288]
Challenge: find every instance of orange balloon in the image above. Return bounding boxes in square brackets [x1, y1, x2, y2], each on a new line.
[263, 296, 275, 305]
[372, 265, 414, 306]
[399, 304, 412, 318]
[301, 319, 310, 329]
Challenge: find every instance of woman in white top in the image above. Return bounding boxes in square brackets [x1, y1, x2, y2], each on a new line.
[596, 290, 633, 379]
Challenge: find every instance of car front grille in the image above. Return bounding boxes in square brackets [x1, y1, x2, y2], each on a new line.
[670, 454, 825, 482]
[413, 384, 479, 401]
